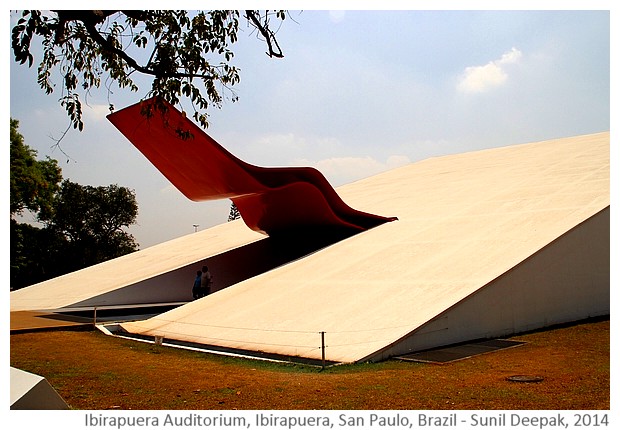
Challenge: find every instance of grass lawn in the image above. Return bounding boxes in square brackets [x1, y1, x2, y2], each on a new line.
[10, 317, 609, 410]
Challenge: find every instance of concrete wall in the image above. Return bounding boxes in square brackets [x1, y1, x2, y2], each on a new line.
[370, 207, 610, 361]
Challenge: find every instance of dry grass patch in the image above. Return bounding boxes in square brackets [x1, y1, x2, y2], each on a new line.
[10, 318, 609, 410]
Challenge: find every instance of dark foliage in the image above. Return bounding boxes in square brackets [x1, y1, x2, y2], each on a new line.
[11, 10, 287, 131]
[10, 119, 139, 290]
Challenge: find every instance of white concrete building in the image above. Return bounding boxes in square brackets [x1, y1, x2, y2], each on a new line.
[11, 132, 610, 363]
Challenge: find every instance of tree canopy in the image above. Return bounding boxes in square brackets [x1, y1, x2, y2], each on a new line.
[228, 202, 241, 222]
[10, 119, 139, 289]
[11, 10, 287, 131]
[45, 180, 139, 269]
[10, 118, 62, 218]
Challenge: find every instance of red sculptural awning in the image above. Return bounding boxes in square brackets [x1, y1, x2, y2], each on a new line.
[107, 97, 396, 236]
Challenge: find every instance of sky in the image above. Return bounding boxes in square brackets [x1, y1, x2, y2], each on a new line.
[7, 7, 613, 249]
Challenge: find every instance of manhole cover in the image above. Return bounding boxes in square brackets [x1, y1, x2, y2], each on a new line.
[506, 375, 544, 383]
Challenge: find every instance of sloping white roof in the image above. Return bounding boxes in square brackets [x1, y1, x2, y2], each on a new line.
[10, 220, 264, 311]
[118, 132, 609, 363]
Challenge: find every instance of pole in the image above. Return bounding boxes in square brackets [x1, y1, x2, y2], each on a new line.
[321, 331, 326, 370]
[93, 306, 97, 326]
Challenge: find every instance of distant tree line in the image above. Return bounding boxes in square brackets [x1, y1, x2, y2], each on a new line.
[10, 118, 139, 290]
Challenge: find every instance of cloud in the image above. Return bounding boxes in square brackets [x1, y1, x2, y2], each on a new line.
[295, 155, 411, 186]
[82, 103, 113, 122]
[240, 133, 311, 166]
[498, 47, 522, 65]
[160, 184, 179, 195]
[457, 47, 522, 94]
[329, 11, 346, 24]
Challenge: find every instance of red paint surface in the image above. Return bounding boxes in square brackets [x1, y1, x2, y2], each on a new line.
[108, 98, 396, 236]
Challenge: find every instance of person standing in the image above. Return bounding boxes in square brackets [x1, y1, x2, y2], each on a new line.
[200, 265, 213, 296]
[192, 270, 202, 299]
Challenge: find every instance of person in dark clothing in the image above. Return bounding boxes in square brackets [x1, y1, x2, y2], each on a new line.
[192, 270, 202, 299]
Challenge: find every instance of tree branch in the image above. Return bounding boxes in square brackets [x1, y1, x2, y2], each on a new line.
[89, 20, 225, 80]
[245, 10, 284, 58]
[53, 10, 116, 44]
[56, 11, 220, 81]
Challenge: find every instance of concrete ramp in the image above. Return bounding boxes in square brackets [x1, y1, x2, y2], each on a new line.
[117, 132, 609, 363]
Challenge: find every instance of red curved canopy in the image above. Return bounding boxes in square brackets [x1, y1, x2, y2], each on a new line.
[107, 97, 396, 236]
